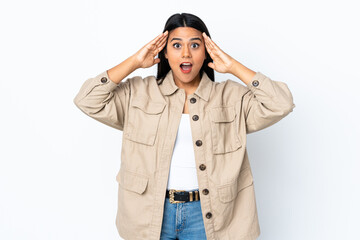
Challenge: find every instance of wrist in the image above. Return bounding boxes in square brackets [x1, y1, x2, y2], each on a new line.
[234, 62, 256, 85]
[228, 59, 241, 75]
[128, 55, 141, 71]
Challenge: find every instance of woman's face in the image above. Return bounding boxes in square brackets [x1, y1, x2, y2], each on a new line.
[165, 27, 206, 85]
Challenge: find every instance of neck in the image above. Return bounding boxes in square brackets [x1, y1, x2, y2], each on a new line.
[174, 73, 201, 95]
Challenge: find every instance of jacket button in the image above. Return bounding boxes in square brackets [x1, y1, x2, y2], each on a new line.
[101, 77, 108, 83]
[195, 140, 202, 146]
[192, 115, 199, 121]
[190, 97, 197, 104]
[202, 189, 209, 195]
[205, 212, 212, 219]
[252, 80, 259, 87]
[199, 164, 206, 171]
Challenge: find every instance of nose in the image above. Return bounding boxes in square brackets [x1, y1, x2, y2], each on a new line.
[182, 45, 191, 58]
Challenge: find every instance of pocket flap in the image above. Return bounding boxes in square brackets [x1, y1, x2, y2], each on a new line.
[131, 97, 166, 114]
[116, 168, 149, 194]
[217, 168, 254, 203]
[217, 180, 238, 203]
[210, 106, 236, 123]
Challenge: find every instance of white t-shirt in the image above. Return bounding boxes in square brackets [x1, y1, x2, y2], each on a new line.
[166, 114, 199, 191]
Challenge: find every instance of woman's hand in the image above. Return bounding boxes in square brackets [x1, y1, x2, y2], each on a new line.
[202, 32, 237, 74]
[107, 31, 168, 84]
[133, 31, 168, 69]
[203, 32, 256, 85]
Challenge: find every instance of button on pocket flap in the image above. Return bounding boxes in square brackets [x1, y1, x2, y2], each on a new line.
[210, 106, 236, 123]
[217, 180, 238, 203]
[131, 97, 166, 114]
[116, 168, 149, 195]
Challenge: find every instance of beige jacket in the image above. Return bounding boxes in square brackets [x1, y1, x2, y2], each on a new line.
[73, 69, 295, 240]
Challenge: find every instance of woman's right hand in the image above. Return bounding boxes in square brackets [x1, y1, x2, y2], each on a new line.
[107, 31, 168, 84]
[133, 31, 168, 69]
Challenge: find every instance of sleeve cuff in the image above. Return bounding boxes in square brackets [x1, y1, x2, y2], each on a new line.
[246, 71, 269, 92]
[94, 70, 120, 92]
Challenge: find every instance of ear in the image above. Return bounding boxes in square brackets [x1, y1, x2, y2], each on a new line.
[165, 49, 168, 59]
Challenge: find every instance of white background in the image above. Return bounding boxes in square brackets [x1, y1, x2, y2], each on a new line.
[1, 0, 359, 239]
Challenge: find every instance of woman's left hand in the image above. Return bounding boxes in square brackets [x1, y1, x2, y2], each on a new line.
[202, 32, 237, 74]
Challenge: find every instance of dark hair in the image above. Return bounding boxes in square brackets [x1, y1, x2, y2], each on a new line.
[156, 13, 214, 83]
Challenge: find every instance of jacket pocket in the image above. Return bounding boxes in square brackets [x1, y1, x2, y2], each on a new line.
[213, 168, 255, 231]
[217, 168, 254, 203]
[116, 168, 149, 194]
[115, 168, 152, 234]
[210, 106, 242, 154]
[124, 97, 166, 146]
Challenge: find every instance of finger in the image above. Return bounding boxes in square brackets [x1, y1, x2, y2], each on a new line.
[204, 35, 215, 52]
[204, 45, 211, 56]
[158, 40, 167, 53]
[206, 36, 217, 50]
[155, 34, 168, 51]
[203, 33, 217, 58]
[207, 36, 222, 52]
[154, 58, 161, 64]
[202, 32, 208, 40]
[202, 33, 212, 46]
[150, 31, 168, 46]
[206, 48, 215, 59]
[203, 33, 220, 51]
[159, 31, 168, 42]
[208, 62, 215, 69]
[158, 31, 168, 42]
[204, 37, 212, 51]
[157, 33, 168, 48]
[203, 35, 210, 46]
[205, 41, 214, 54]
[205, 44, 217, 59]
[151, 33, 163, 45]
[205, 39, 222, 60]
[156, 35, 168, 53]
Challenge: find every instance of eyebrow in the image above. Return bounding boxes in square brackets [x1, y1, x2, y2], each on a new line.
[170, 37, 202, 42]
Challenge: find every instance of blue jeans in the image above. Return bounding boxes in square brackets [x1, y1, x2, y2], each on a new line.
[160, 189, 207, 240]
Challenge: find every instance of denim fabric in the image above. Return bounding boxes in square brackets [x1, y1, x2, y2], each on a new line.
[160, 189, 207, 240]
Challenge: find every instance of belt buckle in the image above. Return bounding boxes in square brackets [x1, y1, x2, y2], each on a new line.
[169, 189, 186, 204]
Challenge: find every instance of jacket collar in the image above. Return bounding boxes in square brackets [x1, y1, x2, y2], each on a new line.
[159, 70, 213, 102]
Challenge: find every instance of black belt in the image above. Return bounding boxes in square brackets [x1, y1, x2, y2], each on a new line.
[166, 189, 200, 204]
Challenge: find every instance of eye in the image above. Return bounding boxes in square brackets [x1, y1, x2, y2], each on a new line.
[173, 43, 181, 49]
[191, 43, 200, 48]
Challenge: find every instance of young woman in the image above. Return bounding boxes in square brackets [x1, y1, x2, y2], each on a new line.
[74, 13, 295, 240]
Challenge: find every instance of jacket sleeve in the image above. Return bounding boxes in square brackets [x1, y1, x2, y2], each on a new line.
[73, 70, 130, 131]
[242, 72, 295, 134]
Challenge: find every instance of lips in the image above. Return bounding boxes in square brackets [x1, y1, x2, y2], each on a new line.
[180, 62, 192, 73]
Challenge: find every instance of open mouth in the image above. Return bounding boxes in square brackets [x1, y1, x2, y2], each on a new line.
[180, 62, 192, 73]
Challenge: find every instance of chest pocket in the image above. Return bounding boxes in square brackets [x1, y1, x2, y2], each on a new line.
[210, 106, 242, 154]
[125, 97, 166, 146]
